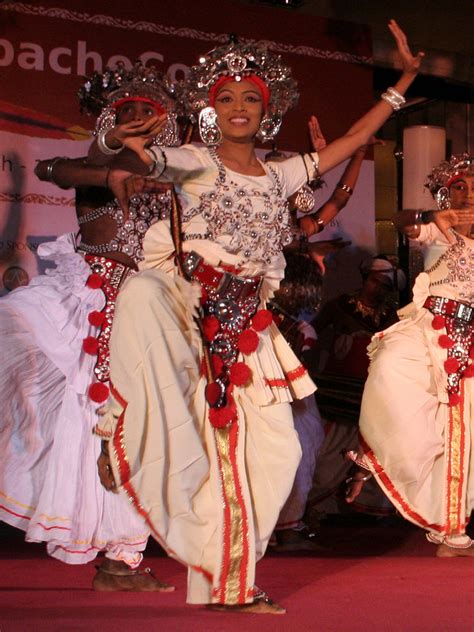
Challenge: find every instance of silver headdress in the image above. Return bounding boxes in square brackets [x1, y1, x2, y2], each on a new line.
[180, 38, 299, 144]
[78, 61, 181, 145]
[425, 153, 473, 210]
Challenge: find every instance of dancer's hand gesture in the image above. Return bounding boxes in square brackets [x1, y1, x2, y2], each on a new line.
[388, 19, 424, 76]
[308, 115, 327, 152]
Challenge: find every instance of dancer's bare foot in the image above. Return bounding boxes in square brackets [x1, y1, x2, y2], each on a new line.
[208, 601, 286, 615]
[436, 543, 474, 558]
[207, 589, 285, 614]
[93, 559, 175, 592]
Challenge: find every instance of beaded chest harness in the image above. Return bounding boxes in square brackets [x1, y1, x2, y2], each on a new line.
[425, 233, 474, 405]
[181, 147, 293, 264]
[426, 232, 474, 305]
[77, 190, 171, 265]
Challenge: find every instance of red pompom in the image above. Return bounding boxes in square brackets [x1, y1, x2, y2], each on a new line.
[209, 405, 236, 428]
[438, 335, 454, 349]
[238, 329, 259, 355]
[202, 315, 220, 341]
[251, 309, 273, 332]
[444, 357, 459, 374]
[229, 362, 252, 386]
[470, 346, 474, 360]
[88, 382, 110, 403]
[448, 392, 460, 407]
[83, 336, 99, 355]
[86, 273, 103, 289]
[463, 364, 474, 378]
[88, 310, 106, 327]
[205, 382, 223, 407]
[431, 315, 446, 330]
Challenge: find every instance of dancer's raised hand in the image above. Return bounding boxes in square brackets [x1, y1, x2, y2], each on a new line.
[388, 19, 425, 76]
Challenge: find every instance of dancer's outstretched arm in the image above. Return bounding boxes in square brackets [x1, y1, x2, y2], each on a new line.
[318, 20, 424, 175]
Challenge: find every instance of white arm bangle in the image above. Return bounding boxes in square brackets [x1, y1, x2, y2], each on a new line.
[97, 130, 123, 155]
[381, 87, 406, 111]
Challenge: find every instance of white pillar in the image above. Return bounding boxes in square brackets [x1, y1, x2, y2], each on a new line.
[402, 125, 446, 210]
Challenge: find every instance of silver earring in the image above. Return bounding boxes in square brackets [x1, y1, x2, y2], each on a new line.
[153, 114, 180, 147]
[257, 113, 282, 143]
[199, 107, 222, 146]
[435, 186, 450, 210]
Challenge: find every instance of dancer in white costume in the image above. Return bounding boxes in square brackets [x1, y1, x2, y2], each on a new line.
[350, 154, 474, 556]
[97, 22, 423, 612]
[0, 63, 179, 590]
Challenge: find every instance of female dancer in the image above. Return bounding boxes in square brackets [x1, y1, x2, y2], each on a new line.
[348, 154, 474, 557]
[97, 21, 423, 612]
[0, 63, 179, 590]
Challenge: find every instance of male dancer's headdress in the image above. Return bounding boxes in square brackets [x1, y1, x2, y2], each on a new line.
[425, 153, 473, 210]
[180, 37, 299, 144]
[78, 61, 181, 145]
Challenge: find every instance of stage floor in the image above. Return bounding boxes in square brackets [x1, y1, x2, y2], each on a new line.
[0, 519, 472, 632]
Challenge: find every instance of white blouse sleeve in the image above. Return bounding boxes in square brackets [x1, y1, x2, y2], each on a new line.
[268, 152, 319, 198]
[148, 144, 209, 182]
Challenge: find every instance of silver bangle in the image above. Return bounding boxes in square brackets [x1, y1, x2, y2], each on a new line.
[381, 87, 406, 111]
[97, 130, 123, 155]
[308, 152, 320, 181]
[313, 216, 325, 233]
[45, 157, 64, 182]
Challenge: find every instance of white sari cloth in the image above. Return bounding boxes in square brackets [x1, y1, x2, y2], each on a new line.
[97, 146, 317, 604]
[359, 226, 474, 542]
[0, 234, 149, 565]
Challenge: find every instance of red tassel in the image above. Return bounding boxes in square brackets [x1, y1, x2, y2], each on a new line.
[83, 336, 99, 355]
[431, 315, 446, 330]
[251, 309, 273, 332]
[202, 315, 220, 341]
[88, 382, 109, 403]
[238, 329, 259, 354]
[469, 346, 474, 360]
[444, 357, 459, 374]
[438, 335, 454, 349]
[229, 362, 252, 386]
[88, 310, 106, 327]
[448, 392, 460, 407]
[200, 286, 209, 305]
[86, 273, 103, 289]
[211, 354, 224, 376]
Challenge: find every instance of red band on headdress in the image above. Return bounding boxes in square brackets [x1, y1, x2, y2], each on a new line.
[112, 97, 166, 116]
[209, 74, 270, 109]
[446, 174, 465, 188]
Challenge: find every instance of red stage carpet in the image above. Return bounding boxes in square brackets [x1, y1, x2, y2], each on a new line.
[0, 519, 472, 631]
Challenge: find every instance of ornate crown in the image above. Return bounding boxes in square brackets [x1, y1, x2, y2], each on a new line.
[425, 153, 473, 209]
[78, 61, 179, 117]
[180, 38, 299, 125]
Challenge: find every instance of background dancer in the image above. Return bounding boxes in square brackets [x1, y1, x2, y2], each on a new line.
[348, 154, 474, 557]
[0, 63, 180, 591]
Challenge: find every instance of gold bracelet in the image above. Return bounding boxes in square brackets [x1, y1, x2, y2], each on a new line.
[313, 216, 325, 233]
[337, 182, 353, 196]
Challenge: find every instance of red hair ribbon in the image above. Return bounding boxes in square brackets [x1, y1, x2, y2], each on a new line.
[112, 97, 166, 116]
[209, 74, 270, 110]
